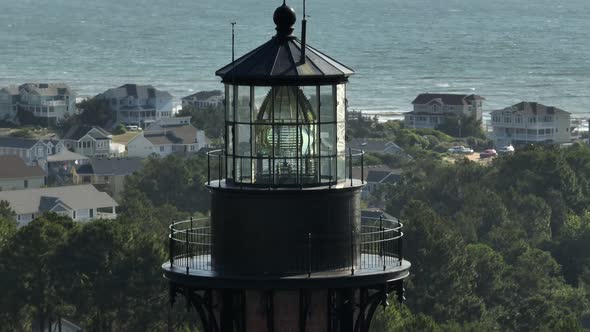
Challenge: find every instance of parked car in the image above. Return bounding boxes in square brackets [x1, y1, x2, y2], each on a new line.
[479, 149, 498, 158]
[448, 146, 474, 154]
[497, 145, 515, 154]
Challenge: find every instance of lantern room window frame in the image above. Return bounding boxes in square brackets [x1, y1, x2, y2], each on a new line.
[224, 83, 347, 187]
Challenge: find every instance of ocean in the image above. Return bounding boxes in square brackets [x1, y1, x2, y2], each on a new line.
[1, 0, 589, 117]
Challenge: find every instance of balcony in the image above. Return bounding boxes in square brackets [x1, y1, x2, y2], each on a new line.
[166, 217, 404, 277]
[42, 100, 66, 106]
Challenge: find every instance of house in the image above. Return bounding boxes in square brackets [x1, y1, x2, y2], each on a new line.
[95, 84, 173, 127]
[127, 117, 208, 158]
[0, 184, 118, 225]
[490, 102, 571, 146]
[404, 93, 485, 129]
[0, 86, 19, 122]
[17, 83, 76, 125]
[352, 165, 402, 199]
[0, 156, 46, 190]
[0, 137, 50, 167]
[61, 125, 112, 157]
[181, 90, 224, 110]
[347, 139, 405, 155]
[73, 157, 144, 200]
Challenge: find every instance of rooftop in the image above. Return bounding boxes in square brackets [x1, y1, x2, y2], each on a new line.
[412, 93, 485, 105]
[0, 156, 45, 179]
[0, 184, 118, 215]
[77, 157, 144, 176]
[100, 84, 172, 100]
[63, 125, 111, 141]
[215, 4, 353, 85]
[19, 83, 74, 96]
[0, 136, 40, 149]
[495, 101, 569, 115]
[182, 90, 223, 101]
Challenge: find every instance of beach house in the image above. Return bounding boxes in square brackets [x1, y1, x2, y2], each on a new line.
[95, 84, 173, 128]
[404, 93, 484, 129]
[490, 102, 571, 146]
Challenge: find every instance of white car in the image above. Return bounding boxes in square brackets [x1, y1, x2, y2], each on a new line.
[497, 145, 515, 154]
[447, 146, 474, 154]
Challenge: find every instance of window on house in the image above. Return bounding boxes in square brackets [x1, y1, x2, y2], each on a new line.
[90, 209, 94, 218]
[73, 211, 76, 219]
[160, 146, 165, 152]
[24, 180, 28, 188]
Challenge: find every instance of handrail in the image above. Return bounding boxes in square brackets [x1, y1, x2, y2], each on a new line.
[167, 216, 404, 275]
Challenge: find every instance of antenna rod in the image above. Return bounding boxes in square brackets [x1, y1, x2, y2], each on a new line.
[300, 0, 307, 63]
[231, 22, 237, 63]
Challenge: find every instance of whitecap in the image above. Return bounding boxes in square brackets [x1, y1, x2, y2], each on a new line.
[436, 83, 451, 88]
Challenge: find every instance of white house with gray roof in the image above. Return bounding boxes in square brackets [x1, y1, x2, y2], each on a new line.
[18, 83, 76, 125]
[61, 126, 112, 158]
[0, 184, 118, 225]
[95, 84, 173, 127]
[404, 93, 485, 129]
[127, 117, 208, 158]
[490, 102, 571, 146]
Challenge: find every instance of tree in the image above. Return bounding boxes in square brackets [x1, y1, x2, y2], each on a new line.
[77, 98, 115, 127]
[436, 115, 485, 139]
[0, 214, 77, 332]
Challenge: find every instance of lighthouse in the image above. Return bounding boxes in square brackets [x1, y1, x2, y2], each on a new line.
[163, 2, 410, 331]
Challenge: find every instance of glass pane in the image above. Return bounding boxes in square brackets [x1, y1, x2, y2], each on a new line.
[253, 124, 272, 157]
[235, 156, 252, 184]
[337, 155, 346, 181]
[253, 155, 271, 184]
[226, 156, 233, 181]
[320, 156, 336, 183]
[319, 85, 335, 122]
[300, 123, 318, 156]
[273, 86, 298, 123]
[237, 86, 251, 122]
[274, 125, 298, 158]
[236, 124, 251, 156]
[254, 86, 272, 121]
[336, 84, 346, 123]
[320, 123, 337, 156]
[226, 84, 234, 122]
[300, 86, 319, 123]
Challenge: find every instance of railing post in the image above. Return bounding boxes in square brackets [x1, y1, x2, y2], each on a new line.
[361, 150, 364, 184]
[307, 233, 312, 277]
[169, 224, 174, 266]
[351, 229, 355, 275]
[185, 229, 189, 274]
[218, 153, 222, 188]
[349, 148, 353, 186]
[399, 232, 403, 264]
[190, 216, 193, 231]
[381, 216, 385, 271]
[207, 152, 211, 185]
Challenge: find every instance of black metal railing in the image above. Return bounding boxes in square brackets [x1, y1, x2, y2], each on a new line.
[206, 148, 365, 188]
[167, 216, 403, 276]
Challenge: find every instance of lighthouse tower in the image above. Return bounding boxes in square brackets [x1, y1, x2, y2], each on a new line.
[163, 2, 410, 331]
